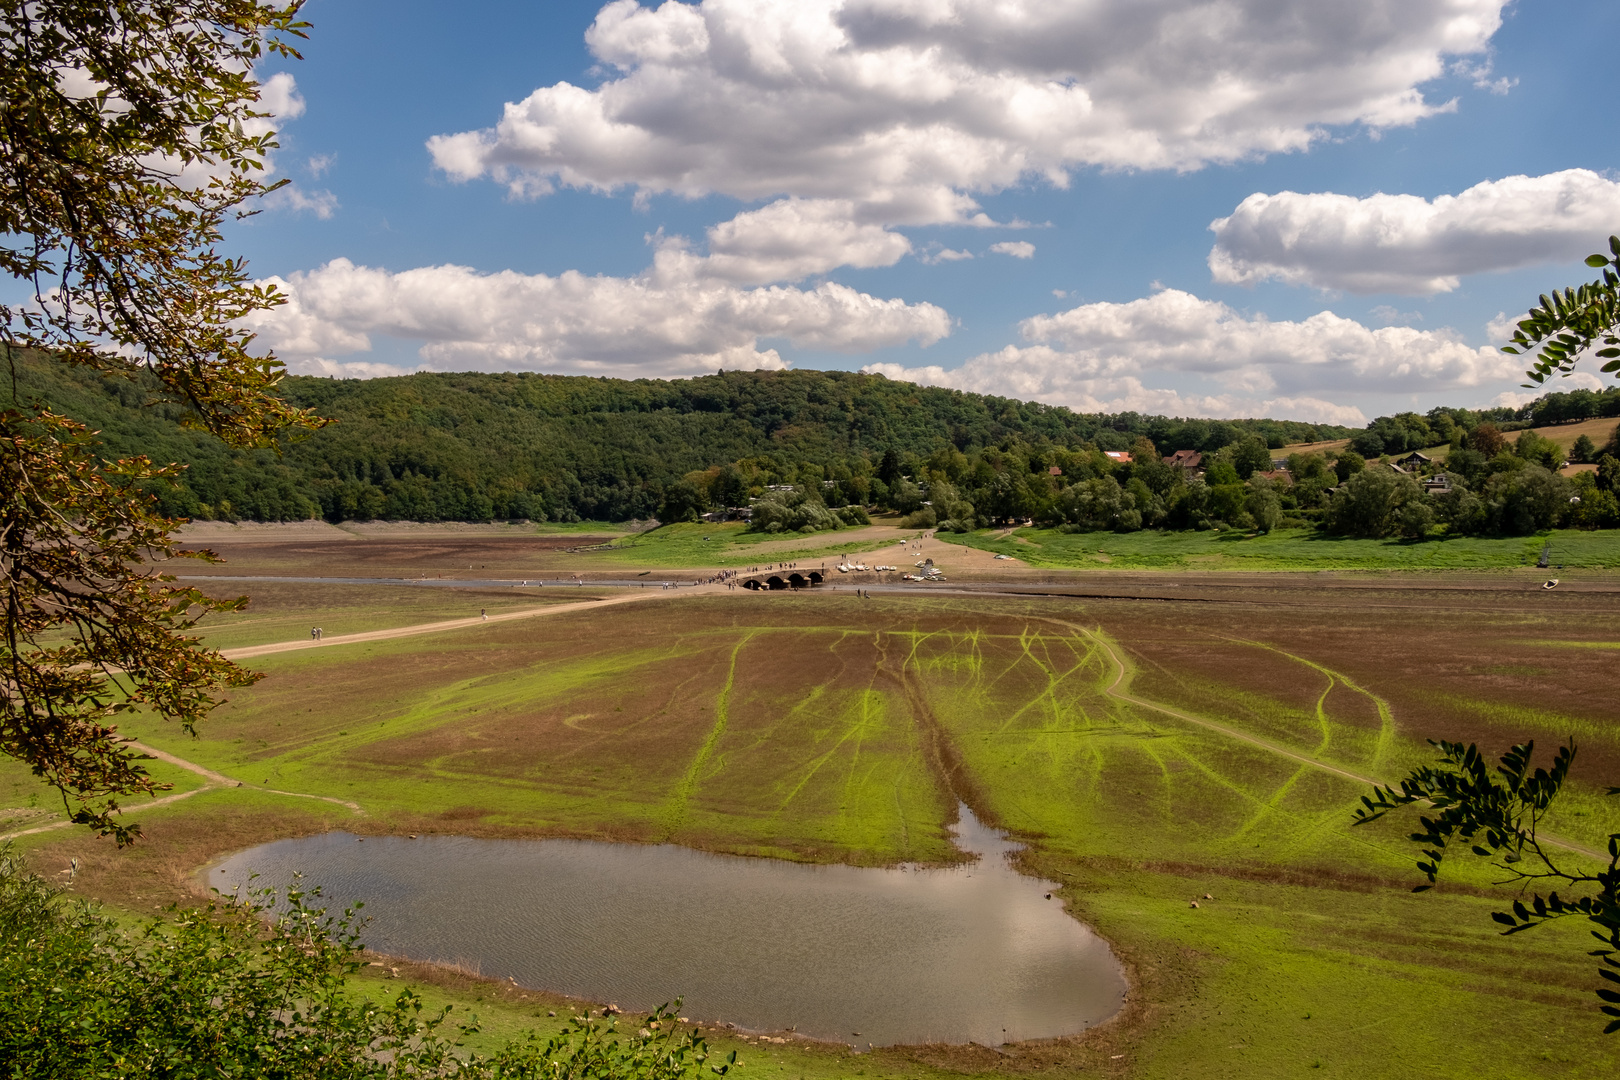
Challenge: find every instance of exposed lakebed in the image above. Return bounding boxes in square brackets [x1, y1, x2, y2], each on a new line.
[208, 807, 1126, 1047]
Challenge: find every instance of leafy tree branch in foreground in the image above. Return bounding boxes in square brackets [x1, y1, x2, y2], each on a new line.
[0, 2, 326, 839]
[1505, 234, 1620, 388]
[1353, 740, 1620, 1033]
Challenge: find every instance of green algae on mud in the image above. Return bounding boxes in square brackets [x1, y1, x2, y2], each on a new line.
[23, 585, 1620, 1078]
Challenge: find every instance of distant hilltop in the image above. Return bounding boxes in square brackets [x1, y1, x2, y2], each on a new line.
[1, 354, 1605, 524]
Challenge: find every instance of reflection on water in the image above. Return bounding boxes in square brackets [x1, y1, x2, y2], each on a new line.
[209, 806, 1125, 1046]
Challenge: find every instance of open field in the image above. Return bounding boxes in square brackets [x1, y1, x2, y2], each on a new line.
[1282, 416, 1620, 463]
[1523, 415, 1620, 456]
[13, 569, 1620, 1079]
[940, 525, 1620, 570]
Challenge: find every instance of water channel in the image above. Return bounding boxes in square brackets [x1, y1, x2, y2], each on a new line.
[208, 806, 1126, 1047]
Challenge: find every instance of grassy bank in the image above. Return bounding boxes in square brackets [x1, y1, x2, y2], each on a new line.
[940, 525, 1620, 570]
[593, 520, 911, 570]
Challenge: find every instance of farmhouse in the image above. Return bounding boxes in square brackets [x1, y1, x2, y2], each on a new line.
[1163, 449, 1203, 478]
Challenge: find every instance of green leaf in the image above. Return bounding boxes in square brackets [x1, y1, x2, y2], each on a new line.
[1587, 254, 1610, 268]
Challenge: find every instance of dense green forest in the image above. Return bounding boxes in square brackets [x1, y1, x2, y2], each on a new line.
[6, 350, 1617, 536]
[2, 351, 1353, 523]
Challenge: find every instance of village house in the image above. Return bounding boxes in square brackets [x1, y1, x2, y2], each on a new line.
[1162, 449, 1203, 478]
[1395, 451, 1433, 472]
[1104, 451, 1133, 465]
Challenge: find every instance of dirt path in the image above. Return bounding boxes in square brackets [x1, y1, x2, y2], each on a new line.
[0, 786, 214, 841]
[1050, 618, 1607, 862]
[0, 738, 364, 843]
[222, 587, 695, 661]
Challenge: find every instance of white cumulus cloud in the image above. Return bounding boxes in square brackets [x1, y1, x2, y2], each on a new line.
[429, 0, 1506, 229]
[866, 288, 1524, 421]
[247, 257, 950, 379]
[686, 198, 912, 283]
[989, 241, 1035, 259]
[1209, 169, 1620, 295]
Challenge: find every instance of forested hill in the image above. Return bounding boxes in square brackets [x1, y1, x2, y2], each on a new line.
[6, 354, 1354, 522]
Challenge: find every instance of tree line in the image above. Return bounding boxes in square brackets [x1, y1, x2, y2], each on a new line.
[8, 349, 1614, 539]
[3, 350, 1351, 524]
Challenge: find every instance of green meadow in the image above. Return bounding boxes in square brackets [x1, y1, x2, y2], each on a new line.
[594, 521, 913, 569]
[17, 590, 1614, 1079]
[941, 525, 1620, 570]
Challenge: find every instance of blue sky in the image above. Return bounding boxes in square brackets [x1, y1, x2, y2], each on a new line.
[232, 0, 1620, 425]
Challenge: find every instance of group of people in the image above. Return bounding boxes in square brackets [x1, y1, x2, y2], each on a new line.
[709, 568, 743, 590]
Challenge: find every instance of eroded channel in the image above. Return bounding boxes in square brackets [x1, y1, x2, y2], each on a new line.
[208, 806, 1126, 1047]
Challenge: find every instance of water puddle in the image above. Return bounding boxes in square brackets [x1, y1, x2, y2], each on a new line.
[208, 806, 1126, 1046]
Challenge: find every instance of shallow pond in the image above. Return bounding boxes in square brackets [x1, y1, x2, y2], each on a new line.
[209, 807, 1125, 1047]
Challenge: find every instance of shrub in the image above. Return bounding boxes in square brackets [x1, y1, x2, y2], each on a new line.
[1244, 484, 1283, 533]
[1570, 487, 1620, 529]
[1513, 430, 1566, 471]
[1396, 500, 1435, 538]
[1053, 476, 1142, 532]
[1482, 465, 1571, 534]
[1325, 468, 1423, 537]
[747, 487, 844, 533]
